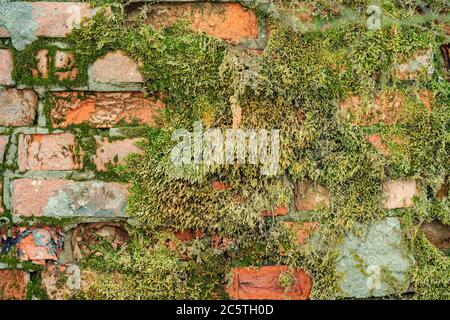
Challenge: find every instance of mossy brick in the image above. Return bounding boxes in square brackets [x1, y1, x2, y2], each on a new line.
[131, 2, 259, 45]
[93, 137, 143, 172]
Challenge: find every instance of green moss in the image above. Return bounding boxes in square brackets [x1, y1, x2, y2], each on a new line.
[64, 0, 449, 300]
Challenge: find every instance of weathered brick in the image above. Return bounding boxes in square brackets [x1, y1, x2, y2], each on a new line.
[18, 133, 82, 172]
[226, 266, 312, 300]
[13, 179, 128, 217]
[92, 51, 144, 83]
[295, 181, 329, 211]
[50, 92, 163, 128]
[0, 89, 38, 126]
[282, 222, 319, 245]
[382, 180, 418, 209]
[394, 49, 434, 80]
[16, 227, 64, 265]
[0, 269, 28, 300]
[0, 135, 8, 162]
[32, 49, 49, 79]
[0, 2, 96, 38]
[93, 137, 142, 172]
[339, 92, 405, 126]
[137, 3, 258, 44]
[0, 49, 13, 85]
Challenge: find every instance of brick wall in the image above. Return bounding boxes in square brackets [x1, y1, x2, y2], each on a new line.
[0, 1, 448, 300]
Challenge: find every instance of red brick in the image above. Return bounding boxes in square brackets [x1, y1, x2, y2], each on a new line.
[0, 135, 8, 162]
[0, 49, 13, 85]
[261, 205, 289, 217]
[339, 92, 405, 126]
[92, 51, 144, 83]
[382, 180, 418, 209]
[13, 179, 128, 217]
[93, 137, 143, 172]
[295, 181, 329, 211]
[211, 180, 231, 191]
[173, 230, 205, 242]
[282, 222, 319, 245]
[0, 2, 96, 38]
[49, 92, 163, 128]
[18, 133, 82, 172]
[0, 270, 28, 300]
[226, 266, 312, 300]
[137, 3, 258, 44]
[0, 89, 38, 126]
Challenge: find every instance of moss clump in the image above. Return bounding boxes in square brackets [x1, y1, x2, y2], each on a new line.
[68, 1, 449, 299]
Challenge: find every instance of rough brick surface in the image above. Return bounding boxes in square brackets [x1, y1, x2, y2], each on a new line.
[32, 49, 49, 79]
[50, 92, 163, 128]
[227, 266, 312, 300]
[139, 3, 258, 44]
[13, 179, 129, 217]
[0, 2, 96, 38]
[0, 89, 38, 126]
[0, 135, 8, 162]
[295, 181, 329, 211]
[383, 180, 418, 209]
[0, 49, 13, 85]
[94, 137, 143, 172]
[0, 270, 28, 300]
[18, 133, 82, 172]
[92, 51, 144, 83]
